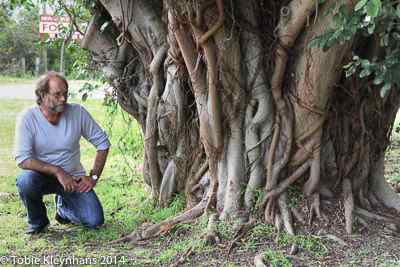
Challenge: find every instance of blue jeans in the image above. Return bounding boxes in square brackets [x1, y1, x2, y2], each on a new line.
[16, 170, 104, 231]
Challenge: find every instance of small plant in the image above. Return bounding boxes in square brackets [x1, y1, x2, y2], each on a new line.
[263, 249, 292, 267]
[277, 233, 328, 257]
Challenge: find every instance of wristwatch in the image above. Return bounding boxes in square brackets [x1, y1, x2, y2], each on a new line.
[90, 172, 98, 181]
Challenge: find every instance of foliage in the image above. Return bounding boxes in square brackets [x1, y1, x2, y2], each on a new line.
[263, 249, 292, 267]
[0, 5, 39, 75]
[308, 0, 400, 98]
[1, 0, 96, 79]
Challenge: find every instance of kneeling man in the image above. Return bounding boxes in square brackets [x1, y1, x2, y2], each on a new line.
[14, 71, 110, 234]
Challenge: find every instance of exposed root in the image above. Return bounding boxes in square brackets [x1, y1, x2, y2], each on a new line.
[308, 193, 323, 225]
[358, 189, 371, 211]
[371, 156, 400, 212]
[171, 246, 194, 267]
[278, 193, 298, 255]
[368, 192, 380, 207]
[278, 193, 294, 235]
[342, 179, 354, 234]
[187, 160, 209, 206]
[109, 198, 207, 245]
[227, 218, 257, 255]
[198, 0, 224, 44]
[303, 137, 321, 196]
[205, 212, 219, 245]
[291, 207, 306, 225]
[265, 115, 281, 190]
[159, 160, 177, 208]
[354, 207, 399, 224]
[270, 99, 294, 187]
[205, 159, 218, 211]
[259, 160, 311, 211]
[274, 214, 283, 234]
[254, 253, 267, 267]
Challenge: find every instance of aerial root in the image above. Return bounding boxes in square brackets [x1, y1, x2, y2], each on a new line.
[227, 218, 257, 255]
[274, 214, 283, 235]
[354, 207, 398, 224]
[278, 193, 298, 255]
[358, 189, 372, 211]
[291, 207, 306, 225]
[205, 212, 219, 245]
[264, 199, 276, 223]
[198, 0, 224, 44]
[308, 193, 324, 225]
[109, 199, 207, 245]
[259, 160, 311, 213]
[367, 192, 380, 207]
[342, 179, 354, 234]
[278, 193, 294, 235]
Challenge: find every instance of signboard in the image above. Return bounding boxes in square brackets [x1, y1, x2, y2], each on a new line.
[39, 15, 84, 40]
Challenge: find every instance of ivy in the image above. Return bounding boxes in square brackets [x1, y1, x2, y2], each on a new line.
[309, 0, 400, 98]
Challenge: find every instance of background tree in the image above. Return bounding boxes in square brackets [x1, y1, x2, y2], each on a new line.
[0, 0, 95, 78]
[0, 3, 39, 75]
[79, 0, 400, 255]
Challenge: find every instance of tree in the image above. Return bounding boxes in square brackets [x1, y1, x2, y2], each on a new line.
[0, 4, 39, 75]
[80, 0, 400, 257]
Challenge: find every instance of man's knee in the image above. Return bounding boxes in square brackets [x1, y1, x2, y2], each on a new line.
[83, 214, 104, 229]
[16, 170, 42, 197]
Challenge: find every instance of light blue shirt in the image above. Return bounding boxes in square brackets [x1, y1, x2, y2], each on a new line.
[14, 103, 110, 176]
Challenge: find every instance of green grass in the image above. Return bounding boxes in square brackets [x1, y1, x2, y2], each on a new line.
[263, 249, 292, 267]
[0, 75, 35, 84]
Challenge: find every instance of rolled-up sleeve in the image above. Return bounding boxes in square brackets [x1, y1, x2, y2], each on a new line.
[14, 112, 34, 165]
[80, 106, 110, 150]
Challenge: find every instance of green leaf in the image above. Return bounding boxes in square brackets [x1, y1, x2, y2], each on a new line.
[366, 0, 381, 18]
[393, 32, 400, 41]
[367, 23, 375, 34]
[359, 68, 371, 78]
[380, 83, 391, 98]
[307, 36, 322, 49]
[396, 6, 400, 18]
[355, 0, 368, 11]
[81, 92, 88, 102]
[373, 76, 384, 85]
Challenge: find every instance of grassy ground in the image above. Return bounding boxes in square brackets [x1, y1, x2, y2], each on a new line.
[0, 98, 400, 266]
[0, 75, 35, 84]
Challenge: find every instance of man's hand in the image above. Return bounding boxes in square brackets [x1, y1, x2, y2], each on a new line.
[55, 168, 78, 192]
[74, 176, 96, 193]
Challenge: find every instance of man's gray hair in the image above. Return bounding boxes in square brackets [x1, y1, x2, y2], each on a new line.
[35, 71, 69, 105]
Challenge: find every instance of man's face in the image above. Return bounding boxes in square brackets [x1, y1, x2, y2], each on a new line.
[42, 78, 68, 114]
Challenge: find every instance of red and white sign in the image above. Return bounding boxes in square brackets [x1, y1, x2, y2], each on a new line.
[39, 15, 84, 40]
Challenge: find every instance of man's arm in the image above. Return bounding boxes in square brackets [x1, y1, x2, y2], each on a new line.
[19, 158, 78, 192]
[75, 148, 109, 193]
[90, 148, 109, 179]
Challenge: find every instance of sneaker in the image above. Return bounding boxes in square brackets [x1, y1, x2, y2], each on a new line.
[55, 213, 72, 225]
[25, 223, 49, 235]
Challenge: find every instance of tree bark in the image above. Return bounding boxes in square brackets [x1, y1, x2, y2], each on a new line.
[81, 0, 400, 243]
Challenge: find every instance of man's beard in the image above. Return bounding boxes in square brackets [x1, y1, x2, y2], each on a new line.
[49, 104, 65, 113]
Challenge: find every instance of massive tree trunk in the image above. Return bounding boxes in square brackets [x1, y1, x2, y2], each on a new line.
[81, 0, 400, 246]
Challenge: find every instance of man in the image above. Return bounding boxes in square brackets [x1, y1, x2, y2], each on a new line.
[14, 71, 110, 234]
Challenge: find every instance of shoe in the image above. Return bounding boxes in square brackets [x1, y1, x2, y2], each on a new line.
[25, 223, 49, 235]
[55, 213, 72, 225]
